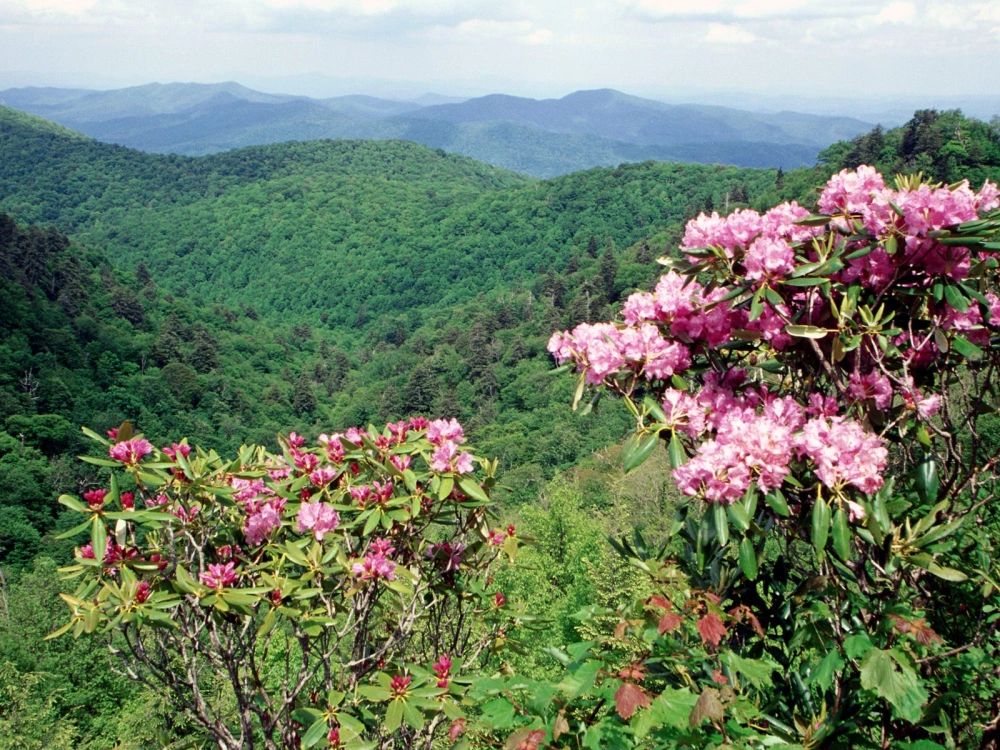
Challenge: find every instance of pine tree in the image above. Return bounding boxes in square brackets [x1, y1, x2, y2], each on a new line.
[775, 167, 785, 190]
[565, 255, 579, 274]
[292, 371, 317, 416]
[636, 240, 652, 264]
[403, 364, 438, 414]
[599, 239, 618, 303]
[586, 235, 599, 258]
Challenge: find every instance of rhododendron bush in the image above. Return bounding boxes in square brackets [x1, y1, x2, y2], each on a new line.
[52, 418, 519, 750]
[465, 169, 1000, 748]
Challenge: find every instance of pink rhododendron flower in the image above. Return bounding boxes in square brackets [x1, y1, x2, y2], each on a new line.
[390, 454, 411, 471]
[794, 416, 887, 494]
[848, 372, 893, 409]
[818, 166, 886, 217]
[120, 491, 135, 511]
[162, 442, 191, 461]
[296, 501, 340, 540]
[431, 441, 475, 474]
[352, 538, 397, 581]
[745, 237, 795, 281]
[231, 477, 273, 503]
[487, 529, 505, 546]
[349, 485, 373, 507]
[109, 438, 153, 465]
[318, 433, 345, 463]
[427, 417, 465, 445]
[432, 654, 452, 688]
[898, 377, 941, 419]
[389, 675, 412, 696]
[409, 416, 430, 431]
[386, 420, 409, 444]
[134, 581, 151, 603]
[309, 466, 339, 487]
[244, 499, 283, 546]
[200, 562, 238, 589]
[84, 489, 107, 510]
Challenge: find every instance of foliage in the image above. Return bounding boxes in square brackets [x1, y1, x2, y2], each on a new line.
[51, 417, 518, 749]
[469, 168, 1000, 747]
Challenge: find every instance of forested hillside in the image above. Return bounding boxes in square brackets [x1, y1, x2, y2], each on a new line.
[2, 106, 1000, 748]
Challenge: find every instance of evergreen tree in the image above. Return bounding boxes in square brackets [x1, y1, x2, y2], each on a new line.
[775, 167, 785, 190]
[292, 370, 317, 416]
[135, 261, 152, 286]
[635, 240, 652, 264]
[586, 235, 599, 258]
[188, 326, 220, 374]
[565, 255, 579, 274]
[402, 364, 438, 414]
[599, 239, 618, 303]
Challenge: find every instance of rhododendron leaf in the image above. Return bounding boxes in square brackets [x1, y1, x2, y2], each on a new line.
[362, 511, 381, 537]
[812, 496, 830, 556]
[613, 681, 651, 720]
[915, 456, 939, 504]
[257, 607, 277, 638]
[943, 284, 970, 313]
[832, 508, 851, 561]
[79, 455, 121, 467]
[457, 476, 489, 503]
[571, 373, 586, 411]
[713, 503, 729, 548]
[783, 276, 828, 287]
[786, 325, 828, 339]
[402, 699, 424, 730]
[624, 434, 659, 473]
[136, 472, 165, 487]
[668, 432, 687, 469]
[57, 494, 87, 513]
[749, 286, 765, 322]
[925, 563, 967, 582]
[952, 335, 984, 360]
[91, 517, 107, 562]
[765, 489, 789, 517]
[301, 718, 329, 748]
[913, 517, 965, 548]
[738, 537, 758, 581]
[549, 364, 572, 376]
[56, 518, 92, 541]
[743, 485, 758, 518]
[728, 502, 750, 533]
[643, 396, 667, 424]
[794, 214, 830, 227]
[764, 287, 785, 307]
[81, 426, 112, 445]
[385, 698, 404, 734]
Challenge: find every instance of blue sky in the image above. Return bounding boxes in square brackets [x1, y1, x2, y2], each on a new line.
[1, 0, 998, 104]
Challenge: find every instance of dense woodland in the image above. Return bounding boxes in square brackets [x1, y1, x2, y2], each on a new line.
[1, 106, 999, 747]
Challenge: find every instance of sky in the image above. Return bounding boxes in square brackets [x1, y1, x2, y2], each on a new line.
[0, 0, 999, 107]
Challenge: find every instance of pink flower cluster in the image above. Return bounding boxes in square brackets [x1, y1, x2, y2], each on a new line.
[668, 377, 887, 504]
[200, 562, 238, 589]
[243, 496, 285, 546]
[352, 538, 397, 581]
[432, 654, 452, 689]
[296, 501, 340, 540]
[427, 418, 475, 475]
[682, 202, 822, 262]
[109, 438, 153, 465]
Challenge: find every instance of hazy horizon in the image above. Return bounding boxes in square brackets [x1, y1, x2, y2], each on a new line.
[1, 0, 998, 122]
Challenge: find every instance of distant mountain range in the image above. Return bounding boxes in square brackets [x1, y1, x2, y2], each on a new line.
[0, 82, 874, 177]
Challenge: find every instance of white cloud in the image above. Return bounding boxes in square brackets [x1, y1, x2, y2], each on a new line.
[424, 18, 555, 45]
[704, 22, 755, 43]
[870, 1, 915, 25]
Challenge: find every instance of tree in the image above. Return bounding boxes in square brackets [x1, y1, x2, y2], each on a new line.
[52, 421, 513, 750]
[292, 370, 317, 415]
[598, 239, 618, 303]
[475, 168, 1000, 747]
[586, 235, 599, 258]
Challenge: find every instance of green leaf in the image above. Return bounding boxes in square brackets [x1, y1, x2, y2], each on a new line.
[738, 536, 758, 581]
[782, 276, 829, 287]
[811, 649, 845, 692]
[832, 508, 851, 561]
[55, 517, 94, 540]
[952, 335, 984, 360]
[302, 718, 329, 748]
[727, 501, 750, 532]
[724, 652, 775, 689]
[765, 489, 790, 517]
[624, 434, 659, 473]
[925, 563, 967, 582]
[58, 494, 87, 513]
[713, 503, 729, 548]
[668, 432, 686, 469]
[385, 698, 403, 734]
[859, 648, 927, 723]
[456, 476, 489, 503]
[437, 476, 454, 502]
[812, 496, 830, 556]
[943, 284, 970, 312]
[91, 516, 108, 562]
[915, 455, 939, 504]
[631, 687, 698, 738]
[785, 324, 828, 339]
[401, 699, 424, 730]
[571, 373, 586, 411]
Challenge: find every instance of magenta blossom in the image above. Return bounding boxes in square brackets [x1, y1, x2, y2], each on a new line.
[427, 418, 465, 446]
[296, 501, 340, 541]
[109, 438, 153, 465]
[200, 562, 238, 589]
[431, 441, 475, 474]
